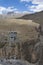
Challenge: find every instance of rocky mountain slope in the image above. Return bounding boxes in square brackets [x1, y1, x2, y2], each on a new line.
[18, 11, 43, 25]
[0, 12, 42, 65]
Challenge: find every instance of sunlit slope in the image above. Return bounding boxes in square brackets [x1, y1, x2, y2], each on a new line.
[18, 11, 43, 25]
[0, 19, 39, 41]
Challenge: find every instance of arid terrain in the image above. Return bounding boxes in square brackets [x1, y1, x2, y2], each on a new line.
[0, 11, 43, 65]
[0, 18, 39, 41]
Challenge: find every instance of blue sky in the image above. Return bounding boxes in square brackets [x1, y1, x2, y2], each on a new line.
[0, 0, 43, 14]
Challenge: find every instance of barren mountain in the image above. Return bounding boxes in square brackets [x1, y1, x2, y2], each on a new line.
[0, 12, 41, 64]
[18, 11, 43, 25]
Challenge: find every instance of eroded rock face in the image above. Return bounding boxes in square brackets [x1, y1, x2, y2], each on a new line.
[0, 39, 40, 64]
[20, 40, 40, 63]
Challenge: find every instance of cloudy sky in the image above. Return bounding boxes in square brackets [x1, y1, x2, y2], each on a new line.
[0, 0, 43, 14]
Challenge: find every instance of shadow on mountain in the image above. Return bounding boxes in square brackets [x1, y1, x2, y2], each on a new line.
[17, 11, 43, 25]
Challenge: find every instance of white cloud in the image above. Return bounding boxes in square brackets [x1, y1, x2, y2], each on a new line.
[0, 6, 18, 14]
[22, 11, 31, 14]
[32, 0, 43, 4]
[20, 0, 43, 4]
[29, 4, 43, 12]
[15, 10, 30, 14]
[0, 6, 31, 14]
[20, 0, 43, 12]
[31, 0, 43, 12]
[0, 6, 6, 14]
[14, 11, 21, 13]
[6, 7, 18, 12]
